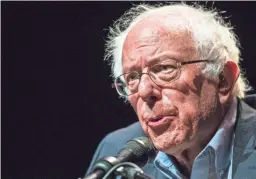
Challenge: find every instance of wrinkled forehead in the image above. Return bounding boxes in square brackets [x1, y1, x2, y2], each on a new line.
[122, 14, 196, 64]
[124, 19, 169, 47]
[124, 15, 186, 48]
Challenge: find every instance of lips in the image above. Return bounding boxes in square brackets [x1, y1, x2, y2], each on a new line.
[146, 115, 176, 133]
[147, 113, 176, 121]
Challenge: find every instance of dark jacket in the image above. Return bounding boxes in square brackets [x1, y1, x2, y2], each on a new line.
[86, 95, 256, 179]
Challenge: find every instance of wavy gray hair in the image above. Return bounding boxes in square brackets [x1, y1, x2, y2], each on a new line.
[104, 2, 251, 98]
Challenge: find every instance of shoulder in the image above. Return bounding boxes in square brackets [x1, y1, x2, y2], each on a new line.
[235, 96, 256, 144]
[98, 121, 146, 156]
[86, 122, 145, 174]
[233, 96, 256, 178]
[238, 95, 256, 127]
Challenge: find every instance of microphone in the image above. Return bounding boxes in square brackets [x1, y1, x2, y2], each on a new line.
[84, 137, 156, 179]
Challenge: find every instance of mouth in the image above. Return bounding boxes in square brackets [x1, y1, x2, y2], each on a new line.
[147, 115, 175, 131]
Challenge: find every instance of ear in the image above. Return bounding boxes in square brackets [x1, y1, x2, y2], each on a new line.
[218, 61, 240, 104]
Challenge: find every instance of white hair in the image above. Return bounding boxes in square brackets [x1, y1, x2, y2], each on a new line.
[104, 2, 251, 98]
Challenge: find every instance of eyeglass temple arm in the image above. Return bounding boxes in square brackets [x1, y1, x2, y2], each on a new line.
[180, 60, 213, 65]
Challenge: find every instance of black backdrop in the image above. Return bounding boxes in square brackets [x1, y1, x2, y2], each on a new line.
[2, 1, 256, 179]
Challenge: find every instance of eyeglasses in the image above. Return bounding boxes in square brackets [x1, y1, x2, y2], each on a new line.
[114, 59, 214, 96]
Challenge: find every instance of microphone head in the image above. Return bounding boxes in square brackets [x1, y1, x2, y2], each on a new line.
[125, 137, 156, 158]
[86, 137, 156, 179]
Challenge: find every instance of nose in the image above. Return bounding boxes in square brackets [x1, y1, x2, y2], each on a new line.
[138, 74, 161, 103]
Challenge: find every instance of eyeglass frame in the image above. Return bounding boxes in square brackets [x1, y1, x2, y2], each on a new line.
[113, 59, 214, 96]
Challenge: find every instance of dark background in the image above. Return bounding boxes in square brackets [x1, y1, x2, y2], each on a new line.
[2, 1, 256, 179]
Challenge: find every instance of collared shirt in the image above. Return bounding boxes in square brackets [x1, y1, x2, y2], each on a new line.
[154, 98, 237, 179]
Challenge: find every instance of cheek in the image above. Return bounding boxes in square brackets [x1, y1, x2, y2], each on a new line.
[162, 91, 199, 131]
[162, 80, 200, 114]
[161, 76, 206, 129]
[129, 95, 149, 131]
[198, 82, 219, 120]
[165, 79, 219, 136]
[163, 90, 200, 127]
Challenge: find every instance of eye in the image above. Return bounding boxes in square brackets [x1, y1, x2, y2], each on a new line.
[151, 64, 176, 73]
[125, 72, 140, 83]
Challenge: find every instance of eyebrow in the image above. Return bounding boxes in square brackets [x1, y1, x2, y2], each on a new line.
[122, 52, 184, 73]
[147, 53, 181, 64]
[122, 59, 142, 73]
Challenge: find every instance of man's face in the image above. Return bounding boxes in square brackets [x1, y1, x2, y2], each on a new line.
[122, 17, 221, 155]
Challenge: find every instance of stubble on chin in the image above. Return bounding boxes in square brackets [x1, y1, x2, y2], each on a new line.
[149, 124, 191, 154]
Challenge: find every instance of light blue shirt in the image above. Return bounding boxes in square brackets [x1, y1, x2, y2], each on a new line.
[154, 98, 237, 179]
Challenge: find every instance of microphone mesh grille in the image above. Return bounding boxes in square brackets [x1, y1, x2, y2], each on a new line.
[126, 137, 156, 157]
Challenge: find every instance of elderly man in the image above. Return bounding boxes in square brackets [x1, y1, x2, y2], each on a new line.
[86, 3, 256, 179]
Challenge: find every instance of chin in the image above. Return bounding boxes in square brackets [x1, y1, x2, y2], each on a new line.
[148, 129, 189, 154]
